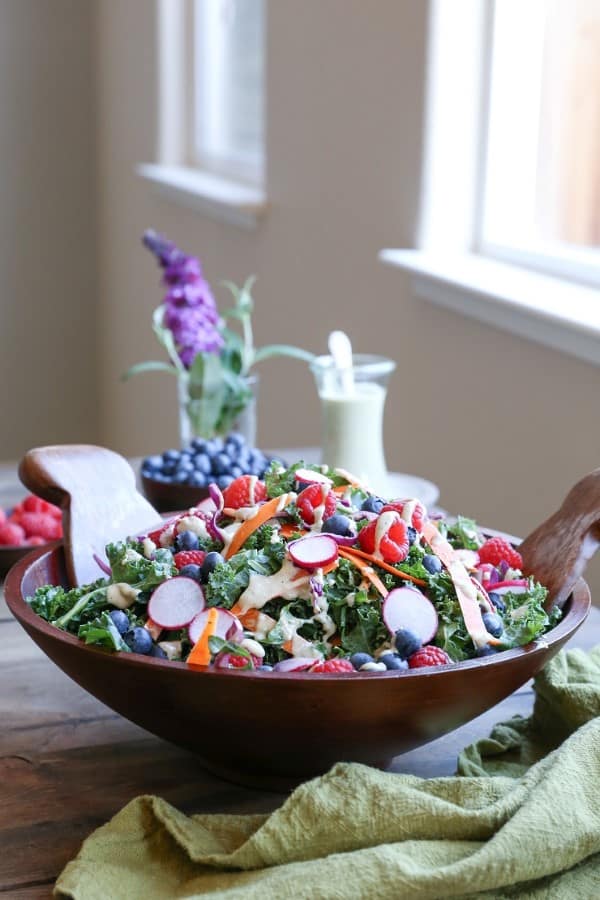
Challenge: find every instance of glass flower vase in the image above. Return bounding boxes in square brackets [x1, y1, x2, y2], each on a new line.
[177, 372, 258, 448]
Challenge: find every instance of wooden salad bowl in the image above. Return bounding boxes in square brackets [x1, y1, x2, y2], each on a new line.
[3, 446, 597, 789]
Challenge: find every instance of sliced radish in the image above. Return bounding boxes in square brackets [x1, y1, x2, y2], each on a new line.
[273, 657, 316, 672]
[188, 607, 243, 644]
[488, 579, 529, 596]
[294, 468, 332, 486]
[382, 586, 438, 643]
[288, 534, 339, 570]
[148, 578, 205, 629]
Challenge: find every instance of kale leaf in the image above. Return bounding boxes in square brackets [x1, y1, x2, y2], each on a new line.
[500, 582, 555, 647]
[205, 541, 286, 609]
[443, 516, 481, 551]
[28, 579, 108, 626]
[106, 541, 176, 589]
[78, 611, 130, 651]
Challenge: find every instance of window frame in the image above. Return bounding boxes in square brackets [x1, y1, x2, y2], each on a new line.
[475, 0, 600, 289]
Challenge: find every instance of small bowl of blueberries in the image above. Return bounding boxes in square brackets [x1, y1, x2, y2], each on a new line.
[140, 432, 282, 513]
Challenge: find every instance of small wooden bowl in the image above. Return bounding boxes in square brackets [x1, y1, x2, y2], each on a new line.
[141, 474, 209, 514]
[0, 540, 58, 579]
[5, 544, 590, 790]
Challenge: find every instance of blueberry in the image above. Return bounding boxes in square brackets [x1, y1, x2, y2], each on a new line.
[173, 470, 190, 483]
[109, 609, 129, 635]
[191, 437, 207, 452]
[175, 530, 199, 551]
[178, 564, 202, 581]
[361, 495, 385, 514]
[350, 652, 374, 670]
[161, 462, 176, 477]
[476, 644, 499, 657]
[162, 449, 180, 463]
[124, 626, 153, 655]
[230, 465, 243, 478]
[380, 652, 409, 671]
[227, 432, 246, 450]
[488, 592, 505, 612]
[296, 479, 311, 492]
[258, 664, 273, 671]
[200, 551, 225, 583]
[143, 454, 163, 472]
[213, 452, 232, 475]
[423, 554, 442, 575]
[150, 644, 167, 659]
[205, 438, 223, 455]
[322, 514, 354, 537]
[190, 471, 207, 487]
[394, 628, 422, 659]
[193, 453, 212, 475]
[178, 458, 195, 472]
[407, 526, 417, 545]
[218, 474, 234, 489]
[482, 612, 504, 638]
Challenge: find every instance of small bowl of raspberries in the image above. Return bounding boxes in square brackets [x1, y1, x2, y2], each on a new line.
[140, 433, 283, 513]
[0, 494, 63, 577]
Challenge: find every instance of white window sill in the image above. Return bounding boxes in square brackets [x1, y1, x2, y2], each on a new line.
[136, 164, 268, 229]
[379, 249, 600, 367]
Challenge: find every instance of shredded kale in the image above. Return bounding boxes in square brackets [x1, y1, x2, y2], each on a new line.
[442, 516, 481, 551]
[106, 541, 176, 589]
[205, 541, 286, 609]
[27, 579, 108, 629]
[264, 460, 352, 498]
[499, 582, 554, 648]
[78, 611, 130, 651]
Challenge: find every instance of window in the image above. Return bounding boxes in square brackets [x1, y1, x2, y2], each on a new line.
[479, 0, 600, 286]
[193, 0, 265, 185]
[380, 0, 600, 366]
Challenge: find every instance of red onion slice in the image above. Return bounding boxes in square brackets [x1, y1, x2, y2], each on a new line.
[93, 553, 112, 577]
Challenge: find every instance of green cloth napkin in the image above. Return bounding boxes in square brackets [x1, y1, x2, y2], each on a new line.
[55, 647, 600, 900]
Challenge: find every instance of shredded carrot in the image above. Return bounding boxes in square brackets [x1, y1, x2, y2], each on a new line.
[279, 522, 307, 539]
[235, 607, 260, 630]
[225, 493, 293, 559]
[187, 608, 218, 667]
[338, 548, 389, 597]
[282, 639, 294, 654]
[341, 546, 426, 586]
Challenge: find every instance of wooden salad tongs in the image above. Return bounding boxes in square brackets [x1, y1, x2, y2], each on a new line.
[518, 468, 600, 611]
[19, 445, 161, 586]
[18, 445, 600, 610]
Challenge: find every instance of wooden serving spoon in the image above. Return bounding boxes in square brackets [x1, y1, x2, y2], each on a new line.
[19, 445, 161, 587]
[519, 468, 600, 610]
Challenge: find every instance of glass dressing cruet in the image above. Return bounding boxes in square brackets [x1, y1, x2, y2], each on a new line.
[310, 332, 396, 495]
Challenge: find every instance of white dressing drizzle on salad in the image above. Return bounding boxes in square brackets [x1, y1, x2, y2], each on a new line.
[374, 510, 400, 557]
[400, 499, 419, 525]
[237, 556, 312, 614]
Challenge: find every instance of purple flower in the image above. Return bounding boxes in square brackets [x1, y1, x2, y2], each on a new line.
[163, 256, 203, 286]
[144, 228, 224, 369]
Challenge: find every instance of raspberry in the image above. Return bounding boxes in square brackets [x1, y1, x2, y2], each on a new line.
[478, 537, 522, 570]
[358, 513, 409, 564]
[309, 658, 355, 674]
[0, 508, 5, 524]
[174, 549, 206, 570]
[20, 513, 62, 541]
[408, 646, 452, 669]
[222, 476, 267, 509]
[27, 535, 47, 546]
[0, 522, 26, 546]
[383, 499, 426, 532]
[297, 484, 337, 526]
[23, 495, 61, 517]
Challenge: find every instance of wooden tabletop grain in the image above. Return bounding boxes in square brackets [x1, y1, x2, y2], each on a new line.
[1, 461, 599, 898]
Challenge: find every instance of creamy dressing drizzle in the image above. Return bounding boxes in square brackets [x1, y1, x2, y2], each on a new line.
[141, 538, 156, 559]
[400, 499, 418, 525]
[176, 515, 211, 541]
[374, 510, 400, 556]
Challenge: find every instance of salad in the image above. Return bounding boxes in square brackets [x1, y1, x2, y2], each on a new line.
[27, 461, 560, 674]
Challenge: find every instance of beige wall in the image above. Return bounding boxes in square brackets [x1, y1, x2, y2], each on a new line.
[0, 0, 98, 457]
[96, 0, 600, 597]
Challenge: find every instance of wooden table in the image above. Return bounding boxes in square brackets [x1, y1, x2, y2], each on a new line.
[1, 461, 599, 897]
